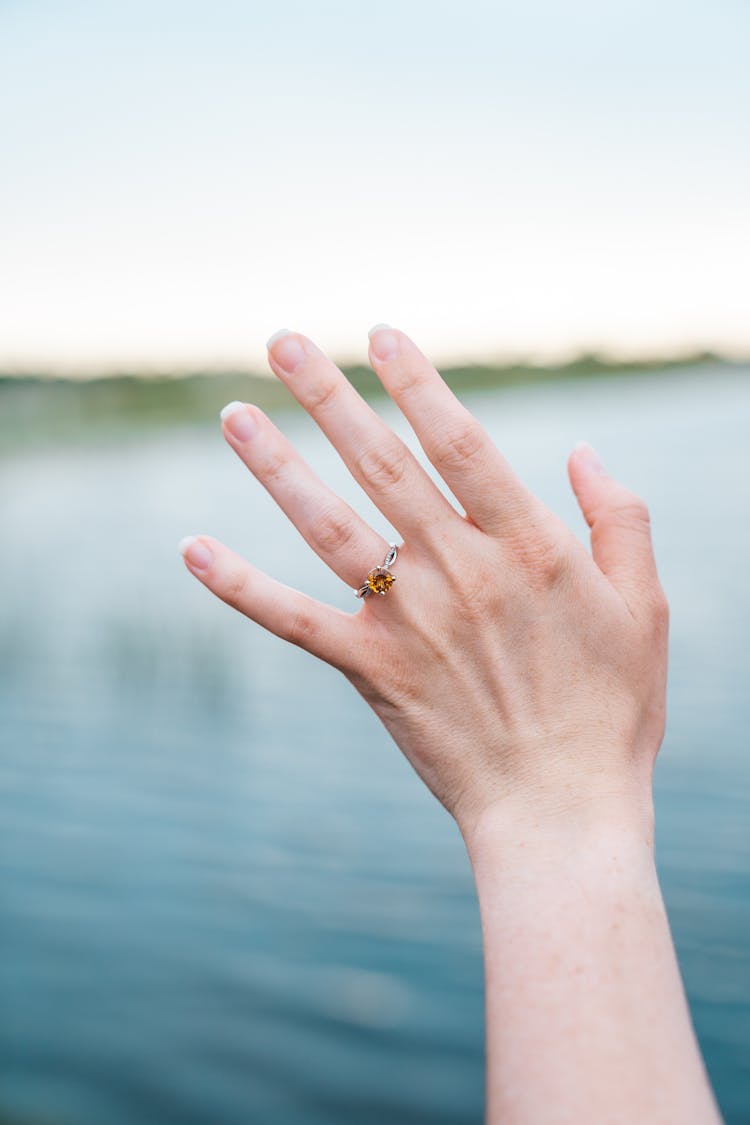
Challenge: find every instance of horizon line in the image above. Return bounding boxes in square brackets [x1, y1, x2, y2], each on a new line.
[1, 344, 749, 382]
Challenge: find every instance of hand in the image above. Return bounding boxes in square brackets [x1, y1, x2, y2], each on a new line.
[180, 326, 669, 840]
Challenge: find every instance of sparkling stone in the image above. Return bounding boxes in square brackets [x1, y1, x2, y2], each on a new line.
[367, 568, 395, 595]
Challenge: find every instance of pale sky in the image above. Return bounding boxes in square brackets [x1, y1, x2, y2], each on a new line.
[1, 0, 748, 373]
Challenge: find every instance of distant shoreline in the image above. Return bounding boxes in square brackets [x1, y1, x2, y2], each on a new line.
[0, 349, 743, 386]
[0, 354, 745, 451]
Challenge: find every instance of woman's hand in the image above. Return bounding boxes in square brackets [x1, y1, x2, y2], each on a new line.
[180, 326, 668, 841]
[180, 327, 722, 1124]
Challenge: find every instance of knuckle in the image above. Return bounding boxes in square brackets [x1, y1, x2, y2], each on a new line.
[286, 603, 320, 649]
[259, 447, 289, 485]
[223, 565, 250, 605]
[526, 537, 569, 588]
[433, 417, 486, 471]
[459, 573, 497, 618]
[394, 365, 431, 399]
[311, 502, 357, 555]
[505, 522, 571, 589]
[306, 377, 339, 414]
[444, 554, 500, 617]
[610, 489, 651, 529]
[538, 538, 570, 585]
[652, 587, 670, 629]
[357, 439, 409, 490]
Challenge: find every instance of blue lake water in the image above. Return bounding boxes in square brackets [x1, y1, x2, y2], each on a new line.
[1, 366, 749, 1124]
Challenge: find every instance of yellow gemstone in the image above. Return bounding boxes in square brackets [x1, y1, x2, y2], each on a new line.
[367, 568, 394, 595]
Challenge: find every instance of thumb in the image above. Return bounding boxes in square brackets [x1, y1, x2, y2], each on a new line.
[567, 442, 663, 615]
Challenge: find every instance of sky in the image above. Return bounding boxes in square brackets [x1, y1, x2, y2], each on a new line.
[1, 0, 748, 373]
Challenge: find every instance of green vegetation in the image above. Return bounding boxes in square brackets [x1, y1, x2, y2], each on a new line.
[0, 352, 738, 452]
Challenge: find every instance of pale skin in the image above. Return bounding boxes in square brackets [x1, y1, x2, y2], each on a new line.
[180, 325, 721, 1124]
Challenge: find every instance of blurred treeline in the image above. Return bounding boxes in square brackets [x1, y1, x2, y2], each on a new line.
[0, 352, 730, 450]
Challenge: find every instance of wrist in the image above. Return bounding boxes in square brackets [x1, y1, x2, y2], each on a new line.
[460, 778, 656, 890]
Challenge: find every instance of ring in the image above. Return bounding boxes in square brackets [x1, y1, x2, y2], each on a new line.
[355, 544, 399, 598]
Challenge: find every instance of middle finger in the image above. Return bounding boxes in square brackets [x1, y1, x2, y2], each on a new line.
[265, 330, 459, 547]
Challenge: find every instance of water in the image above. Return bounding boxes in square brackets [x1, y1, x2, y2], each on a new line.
[1, 366, 748, 1124]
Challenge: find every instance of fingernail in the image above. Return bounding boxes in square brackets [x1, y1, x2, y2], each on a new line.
[179, 536, 213, 571]
[574, 440, 606, 475]
[267, 329, 305, 373]
[267, 328, 293, 348]
[220, 400, 257, 442]
[368, 325, 399, 361]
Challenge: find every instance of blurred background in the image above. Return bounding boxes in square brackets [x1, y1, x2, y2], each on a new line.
[1, 2, 748, 1123]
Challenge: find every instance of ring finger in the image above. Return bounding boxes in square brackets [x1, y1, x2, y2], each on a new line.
[220, 399, 392, 589]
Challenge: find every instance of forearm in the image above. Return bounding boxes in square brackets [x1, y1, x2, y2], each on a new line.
[465, 798, 721, 1125]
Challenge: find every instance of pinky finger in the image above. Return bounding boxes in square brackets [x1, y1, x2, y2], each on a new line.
[179, 534, 360, 673]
